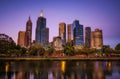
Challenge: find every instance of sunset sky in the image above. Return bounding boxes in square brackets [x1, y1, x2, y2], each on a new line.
[0, 0, 120, 48]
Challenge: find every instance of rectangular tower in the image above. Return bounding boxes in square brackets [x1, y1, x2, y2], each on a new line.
[85, 27, 91, 48]
[46, 27, 49, 45]
[18, 31, 26, 47]
[67, 24, 72, 42]
[91, 29, 103, 49]
[59, 22, 66, 45]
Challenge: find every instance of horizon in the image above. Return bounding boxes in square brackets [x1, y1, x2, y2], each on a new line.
[0, 0, 120, 48]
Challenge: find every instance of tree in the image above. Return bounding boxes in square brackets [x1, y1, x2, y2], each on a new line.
[115, 43, 120, 50]
[28, 45, 37, 55]
[28, 44, 45, 56]
[64, 42, 75, 56]
[21, 47, 27, 56]
[0, 40, 18, 56]
[47, 46, 54, 55]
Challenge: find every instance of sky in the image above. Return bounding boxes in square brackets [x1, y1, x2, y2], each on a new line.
[0, 0, 120, 48]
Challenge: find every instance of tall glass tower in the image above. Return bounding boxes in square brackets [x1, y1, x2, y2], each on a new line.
[35, 10, 47, 46]
[73, 20, 84, 46]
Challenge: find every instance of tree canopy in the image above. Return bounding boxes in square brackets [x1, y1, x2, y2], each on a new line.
[115, 43, 120, 50]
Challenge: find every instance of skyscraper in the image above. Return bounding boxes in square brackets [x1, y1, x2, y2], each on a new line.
[67, 24, 72, 42]
[25, 16, 32, 47]
[73, 20, 84, 46]
[46, 27, 49, 45]
[91, 29, 103, 49]
[59, 22, 66, 45]
[91, 31, 95, 48]
[85, 27, 91, 48]
[18, 31, 26, 47]
[35, 10, 49, 46]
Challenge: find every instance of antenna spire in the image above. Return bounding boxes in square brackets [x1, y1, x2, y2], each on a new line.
[40, 10, 43, 17]
[29, 16, 30, 20]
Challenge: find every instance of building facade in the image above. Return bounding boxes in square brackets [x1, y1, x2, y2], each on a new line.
[59, 22, 66, 45]
[91, 31, 95, 48]
[85, 27, 91, 48]
[18, 31, 26, 47]
[35, 10, 49, 46]
[53, 36, 63, 50]
[67, 24, 72, 42]
[46, 27, 49, 45]
[25, 16, 32, 47]
[91, 29, 103, 49]
[73, 20, 84, 46]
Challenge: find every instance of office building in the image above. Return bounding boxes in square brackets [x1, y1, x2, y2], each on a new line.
[18, 31, 26, 47]
[67, 24, 72, 42]
[85, 27, 91, 48]
[35, 10, 49, 46]
[73, 20, 84, 46]
[91, 29, 103, 49]
[25, 16, 32, 47]
[46, 27, 49, 45]
[59, 22, 66, 45]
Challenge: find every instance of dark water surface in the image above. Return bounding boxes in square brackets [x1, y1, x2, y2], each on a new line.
[0, 60, 120, 79]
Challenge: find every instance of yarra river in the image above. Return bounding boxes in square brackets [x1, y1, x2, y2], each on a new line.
[0, 60, 120, 79]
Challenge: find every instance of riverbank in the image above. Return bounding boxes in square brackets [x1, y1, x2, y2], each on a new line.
[0, 56, 120, 61]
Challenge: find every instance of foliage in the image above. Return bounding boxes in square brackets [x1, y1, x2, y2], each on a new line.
[0, 40, 27, 56]
[0, 40, 15, 54]
[47, 46, 54, 55]
[115, 43, 120, 50]
[63, 42, 75, 56]
[102, 45, 112, 53]
[28, 44, 45, 56]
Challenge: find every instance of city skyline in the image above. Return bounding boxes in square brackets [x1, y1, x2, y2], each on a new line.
[0, 0, 120, 48]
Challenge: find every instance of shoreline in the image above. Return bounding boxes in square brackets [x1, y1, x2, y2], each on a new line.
[0, 57, 120, 61]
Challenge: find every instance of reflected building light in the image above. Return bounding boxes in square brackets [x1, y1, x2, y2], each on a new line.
[5, 63, 9, 73]
[35, 68, 39, 75]
[48, 72, 53, 79]
[106, 61, 112, 67]
[106, 62, 112, 71]
[5, 63, 9, 79]
[17, 71, 23, 79]
[11, 72, 16, 79]
[61, 61, 66, 73]
[97, 71, 103, 79]
[107, 62, 111, 68]
[93, 62, 104, 79]
[30, 72, 34, 79]
[76, 62, 79, 66]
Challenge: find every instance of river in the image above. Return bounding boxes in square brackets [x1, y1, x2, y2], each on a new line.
[0, 60, 120, 79]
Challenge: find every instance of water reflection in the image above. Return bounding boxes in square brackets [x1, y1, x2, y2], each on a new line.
[0, 60, 120, 79]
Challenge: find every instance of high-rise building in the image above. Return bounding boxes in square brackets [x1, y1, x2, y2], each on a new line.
[85, 27, 91, 48]
[35, 10, 49, 46]
[59, 22, 66, 45]
[67, 24, 72, 42]
[91, 29, 103, 49]
[18, 31, 26, 47]
[25, 16, 32, 47]
[46, 27, 49, 45]
[73, 20, 84, 46]
[91, 31, 95, 48]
